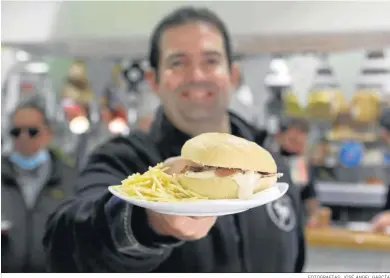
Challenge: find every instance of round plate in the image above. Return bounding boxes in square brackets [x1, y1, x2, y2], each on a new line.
[108, 183, 289, 217]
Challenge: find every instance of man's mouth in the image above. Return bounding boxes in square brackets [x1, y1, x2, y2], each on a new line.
[180, 90, 214, 101]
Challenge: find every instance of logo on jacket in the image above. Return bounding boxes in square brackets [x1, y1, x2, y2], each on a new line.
[266, 195, 296, 232]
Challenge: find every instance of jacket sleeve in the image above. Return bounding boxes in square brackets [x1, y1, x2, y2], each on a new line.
[43, 137, 182, 272]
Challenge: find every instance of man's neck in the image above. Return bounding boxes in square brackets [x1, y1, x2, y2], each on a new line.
[167, 113, 231, 137]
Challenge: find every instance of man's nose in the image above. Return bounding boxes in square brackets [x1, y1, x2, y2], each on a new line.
[18, 132, 31, 141]
[187, 65, 207, 82]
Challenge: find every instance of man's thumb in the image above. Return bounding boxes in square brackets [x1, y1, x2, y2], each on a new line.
[163, 157, 188, 174]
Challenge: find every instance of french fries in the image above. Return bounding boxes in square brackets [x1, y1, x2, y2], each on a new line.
[112, 163, 207, 202]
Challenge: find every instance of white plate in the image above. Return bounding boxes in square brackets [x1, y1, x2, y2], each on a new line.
[108, 183, 289, 216]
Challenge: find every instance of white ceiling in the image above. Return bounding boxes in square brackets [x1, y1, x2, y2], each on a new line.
[3, 1, 390, 57]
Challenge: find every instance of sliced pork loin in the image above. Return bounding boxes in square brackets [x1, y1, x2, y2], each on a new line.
[181, 161, 278, 178]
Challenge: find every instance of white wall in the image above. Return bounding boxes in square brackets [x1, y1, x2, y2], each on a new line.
[1, 1, 62, 43]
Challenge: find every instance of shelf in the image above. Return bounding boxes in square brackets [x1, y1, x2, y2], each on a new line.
[315, 182, 388, 208]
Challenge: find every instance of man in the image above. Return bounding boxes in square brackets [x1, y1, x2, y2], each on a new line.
[1, 96, 77, 272]
[257, 118, 322, 225]
[43, 7, 305, 272]
[371, 108, 390, 233]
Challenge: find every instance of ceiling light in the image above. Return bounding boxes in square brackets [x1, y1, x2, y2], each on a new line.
[16, 50, 30, 62]
[25, 62, 48, 74]
[69, 116, 90, 134]
[108, 117, 129, 135]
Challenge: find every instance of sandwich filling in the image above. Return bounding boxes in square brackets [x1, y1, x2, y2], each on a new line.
[180, 163, 282, 199]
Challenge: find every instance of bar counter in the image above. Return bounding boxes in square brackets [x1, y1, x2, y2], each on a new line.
[304, 226, 390, 272]
[306, 227, 390, 251]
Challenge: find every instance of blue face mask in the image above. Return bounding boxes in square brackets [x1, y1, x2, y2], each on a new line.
[9, 149, 50, 170]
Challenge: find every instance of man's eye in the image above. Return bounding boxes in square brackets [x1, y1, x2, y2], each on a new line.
[170, 60, 184, 67]
[206, 58, 219, 65]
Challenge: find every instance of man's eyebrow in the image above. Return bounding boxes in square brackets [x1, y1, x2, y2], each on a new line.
[165, 52, 187, 61]
[165, 51, 223, 61]
[203, 50, 223, 57]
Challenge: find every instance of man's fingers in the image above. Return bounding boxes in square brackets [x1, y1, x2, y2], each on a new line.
[157, 214, 216, 240]
[372, 223, 386, 233]
[370, 213, 390, 233]
[372, 219, 386, 232]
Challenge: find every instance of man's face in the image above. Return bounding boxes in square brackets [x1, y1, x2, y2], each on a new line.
[280, 127, 308, 155]
[10, 108, 52, 156]
[147, 22, 239, 124]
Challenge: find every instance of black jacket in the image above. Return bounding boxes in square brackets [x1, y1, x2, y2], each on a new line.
[1, 150, 77, 272]
[43, 109, 306, 273]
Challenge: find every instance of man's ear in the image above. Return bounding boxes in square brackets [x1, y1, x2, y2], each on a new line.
[230, 62, 241, 89]
[144, 70, 159, 95]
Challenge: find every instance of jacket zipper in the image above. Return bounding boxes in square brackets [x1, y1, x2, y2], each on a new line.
[12, 181, 49, 271]
[24, 182, 51, 271]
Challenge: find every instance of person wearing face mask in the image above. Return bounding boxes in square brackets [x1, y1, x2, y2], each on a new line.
[257, 118, 322, 227]
[371, 108, 390, 233]
[43, 7, 306, 273]
[1, 96, 77, 272]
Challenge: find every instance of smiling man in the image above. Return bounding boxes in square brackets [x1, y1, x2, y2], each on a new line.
[44, 7, 305, 272]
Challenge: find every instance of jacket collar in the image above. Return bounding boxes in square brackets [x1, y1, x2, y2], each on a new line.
[148, 106, 256, 158]
[2, 149, 62, 187]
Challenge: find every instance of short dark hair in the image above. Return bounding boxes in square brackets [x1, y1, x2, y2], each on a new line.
[280, 117, 310, 134]
[148, 6, 233, 76]
[11, 94, 50, 126]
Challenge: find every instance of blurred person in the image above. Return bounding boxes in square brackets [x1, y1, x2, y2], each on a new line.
[44, 7, 305, 273]
[1, 96, 77, 272]
[371, 108, 390, 233]
[257, 118, 323, 227]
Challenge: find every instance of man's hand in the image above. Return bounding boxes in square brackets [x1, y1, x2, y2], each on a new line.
[371, 211, 390, 234]
[146, 210, 216, 241]
[163, 156, 189, 175]
[306, 207, 331, 229]
[146, 157, 217, 241]
[306, 214, 320, 228]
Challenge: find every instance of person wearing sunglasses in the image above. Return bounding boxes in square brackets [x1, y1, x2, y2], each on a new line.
[1, 96, 77, 273]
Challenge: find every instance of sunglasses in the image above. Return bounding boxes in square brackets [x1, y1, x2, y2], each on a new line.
[9, 127, 40, 138]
